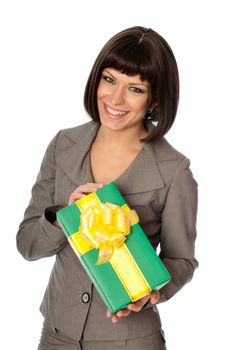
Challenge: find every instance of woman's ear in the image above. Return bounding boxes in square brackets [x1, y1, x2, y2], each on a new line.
[148, 102, 158, 114]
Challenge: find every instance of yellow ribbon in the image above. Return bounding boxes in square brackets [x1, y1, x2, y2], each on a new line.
[79, 202, 139, 265]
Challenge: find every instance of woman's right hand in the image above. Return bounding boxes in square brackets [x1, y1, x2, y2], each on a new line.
[68, 183, 104, 205]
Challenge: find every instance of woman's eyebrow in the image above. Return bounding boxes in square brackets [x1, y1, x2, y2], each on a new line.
[103, 69, 116, 79]
[128, 82, 149, 87]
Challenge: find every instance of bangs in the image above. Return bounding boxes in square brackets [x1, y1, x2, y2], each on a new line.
[100, 42, 156, 84]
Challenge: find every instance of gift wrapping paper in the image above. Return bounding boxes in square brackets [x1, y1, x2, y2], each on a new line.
[57, 182, 171, 313]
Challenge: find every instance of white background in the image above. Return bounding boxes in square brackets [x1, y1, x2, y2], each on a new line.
[1, 0, 231, 348]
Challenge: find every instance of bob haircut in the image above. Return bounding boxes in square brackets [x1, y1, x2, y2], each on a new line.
[84, 26, 179, 143]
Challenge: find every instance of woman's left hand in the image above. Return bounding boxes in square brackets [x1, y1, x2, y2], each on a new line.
[106, 291, 160, 323]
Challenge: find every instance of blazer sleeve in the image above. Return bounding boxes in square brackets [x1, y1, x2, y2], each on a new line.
[158, 157, 199, 303]
[16, 132, 67, 261]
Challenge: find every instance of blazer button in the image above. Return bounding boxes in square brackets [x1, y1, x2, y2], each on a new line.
[81, 292, 90, 303]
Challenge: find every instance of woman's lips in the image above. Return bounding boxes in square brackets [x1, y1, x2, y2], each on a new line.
[104, 103, 128, 119]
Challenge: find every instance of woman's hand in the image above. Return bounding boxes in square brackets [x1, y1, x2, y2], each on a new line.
[106, 291, 160, 324]
[51, 183, 104, 228]
[68, 183, 104, 205]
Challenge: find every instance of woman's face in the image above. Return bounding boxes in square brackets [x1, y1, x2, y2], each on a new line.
[97, 68, 151, 132]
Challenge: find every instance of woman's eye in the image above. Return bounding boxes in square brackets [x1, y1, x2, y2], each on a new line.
[102, 75, 115, 84]
[129, 87, 143, 94]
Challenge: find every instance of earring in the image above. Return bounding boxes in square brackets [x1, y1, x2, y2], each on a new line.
[146, 109, 155, 120]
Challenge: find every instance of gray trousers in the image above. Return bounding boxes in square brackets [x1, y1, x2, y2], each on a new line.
[38, 319, 167, 350]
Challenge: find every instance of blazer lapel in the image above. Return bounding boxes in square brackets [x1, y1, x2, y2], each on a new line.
[114, 120, 174, 194]
[56, 122, 99, 185]
[115, 142, 165, 194]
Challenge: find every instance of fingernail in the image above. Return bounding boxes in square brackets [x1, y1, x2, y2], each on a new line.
[151, 297, 158, 304]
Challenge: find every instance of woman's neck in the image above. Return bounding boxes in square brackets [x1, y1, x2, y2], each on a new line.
[95, 125, 147, 151]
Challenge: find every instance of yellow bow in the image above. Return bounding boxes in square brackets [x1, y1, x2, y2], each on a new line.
[79, 202, 139, 265]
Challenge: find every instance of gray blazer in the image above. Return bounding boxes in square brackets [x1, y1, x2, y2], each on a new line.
[16, 121, 198, 341]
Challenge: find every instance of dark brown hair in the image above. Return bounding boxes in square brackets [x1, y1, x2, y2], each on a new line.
[84, 26, 179, 143]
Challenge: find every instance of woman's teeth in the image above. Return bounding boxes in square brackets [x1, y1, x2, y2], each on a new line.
[105, 105, 127, 117]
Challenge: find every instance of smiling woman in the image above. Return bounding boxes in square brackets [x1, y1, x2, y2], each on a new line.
[84, 26, 179, 143]
[97, 68, 151, 128]
[17, 26, 198, 350]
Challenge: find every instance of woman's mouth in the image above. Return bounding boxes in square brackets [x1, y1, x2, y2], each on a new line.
[104, 104, 128, 119]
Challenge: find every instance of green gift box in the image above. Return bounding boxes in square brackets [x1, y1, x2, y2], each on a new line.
[57, 182, 171, 313]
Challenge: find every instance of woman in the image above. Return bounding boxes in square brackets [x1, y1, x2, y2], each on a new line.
[17, 26, 198, 350]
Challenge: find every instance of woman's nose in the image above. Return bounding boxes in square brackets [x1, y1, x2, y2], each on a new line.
[110, 86, 125, 105]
